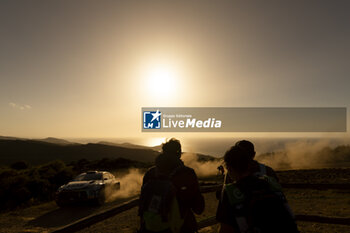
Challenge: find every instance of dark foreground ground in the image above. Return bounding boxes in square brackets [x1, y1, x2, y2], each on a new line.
[0, 168, 349, 233]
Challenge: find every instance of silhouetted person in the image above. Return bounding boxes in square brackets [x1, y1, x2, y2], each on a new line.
[234, 140, 279, 182]
[139, 138, 205, 233]
[216, 145, 298, 233]
[217, 140, 279, 199]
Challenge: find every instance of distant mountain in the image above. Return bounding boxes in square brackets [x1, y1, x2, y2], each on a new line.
[150, 144, 162, 152]
[0, 136, 24, 140]
[0, 136, 76, 145]
[34, 137, 77, 145]
[98, 141, 162, 151]
[98, 141, 150, 150]
[0, 139, 159, 165]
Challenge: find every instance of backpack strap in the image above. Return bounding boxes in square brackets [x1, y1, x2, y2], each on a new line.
[224, 184, 249, 233]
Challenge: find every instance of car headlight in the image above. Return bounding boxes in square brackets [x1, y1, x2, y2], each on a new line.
[58, 185, 65, 192]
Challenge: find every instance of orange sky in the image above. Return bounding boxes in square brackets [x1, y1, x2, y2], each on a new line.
[0, 1, 349, 139]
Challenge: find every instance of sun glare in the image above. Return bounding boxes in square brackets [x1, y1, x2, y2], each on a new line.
[146, 63, 177, 95]
[146, 137, 166, 147]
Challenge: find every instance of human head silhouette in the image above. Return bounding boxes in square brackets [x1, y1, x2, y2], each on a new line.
[162, 138, 182, 158]
[224, 145, 251, 176]
[235, 140, 256, 159]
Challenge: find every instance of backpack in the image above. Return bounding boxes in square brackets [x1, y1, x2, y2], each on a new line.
[224, 175, 299, 233]
[139, 167, 184, 233]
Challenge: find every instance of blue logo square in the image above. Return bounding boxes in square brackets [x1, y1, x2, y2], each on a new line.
[143, 110, 161, 129]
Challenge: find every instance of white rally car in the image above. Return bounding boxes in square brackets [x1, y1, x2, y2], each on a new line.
[55, 171, 120, 206]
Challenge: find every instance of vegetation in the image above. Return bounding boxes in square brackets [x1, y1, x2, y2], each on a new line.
[0, 160, 73, 210]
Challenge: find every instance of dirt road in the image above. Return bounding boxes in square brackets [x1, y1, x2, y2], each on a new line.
[1, 168, 350, 233]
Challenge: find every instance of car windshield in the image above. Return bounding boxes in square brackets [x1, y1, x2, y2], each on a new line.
[73, 173, 103, 181]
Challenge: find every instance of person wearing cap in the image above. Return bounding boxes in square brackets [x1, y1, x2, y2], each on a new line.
[139, 138, 204, 233]
[216, 145, 298, 233]
[217, 140, 279, 200]
[234, 140, 279, 182]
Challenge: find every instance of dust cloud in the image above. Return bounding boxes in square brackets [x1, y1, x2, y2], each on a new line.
[104, 139, 348, 203]
[256, 139, 350, 170]
[181, 152, 222, 178]
[105, 154, 223, 202]
[106, 168, 144, 202]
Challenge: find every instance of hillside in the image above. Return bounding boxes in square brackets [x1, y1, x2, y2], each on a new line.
[34, 137, 76, 145]
[97, 141, 161, 151]
[0, 139, 159, 165]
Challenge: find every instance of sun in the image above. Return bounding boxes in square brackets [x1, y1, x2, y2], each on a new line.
[146, 63, 178, 95]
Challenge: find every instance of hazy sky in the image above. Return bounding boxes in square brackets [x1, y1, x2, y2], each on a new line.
[0, 0, 349, 140]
